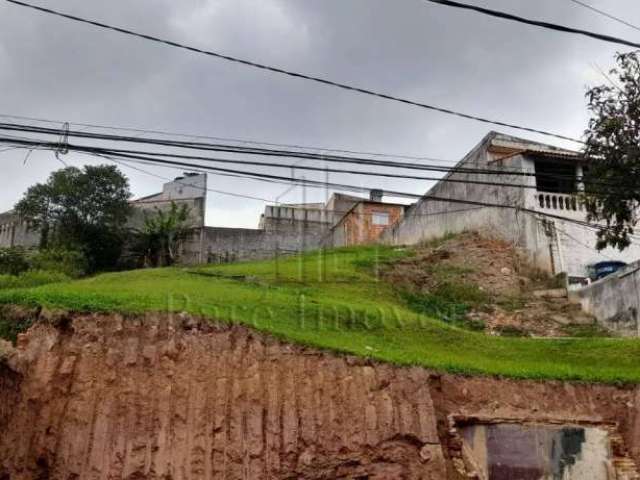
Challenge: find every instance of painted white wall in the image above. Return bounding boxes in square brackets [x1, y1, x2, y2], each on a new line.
[158, 173, 207, 201]
[381, 133, 640, 278]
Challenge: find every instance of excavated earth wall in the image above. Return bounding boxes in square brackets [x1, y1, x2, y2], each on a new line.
[1, 310, 640, 479]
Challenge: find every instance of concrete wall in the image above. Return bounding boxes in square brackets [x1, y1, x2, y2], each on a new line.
[140, 173, 207, 202]
[325, 193, 365, 225]
[261, 205, 328, 226]
[379, 132, 539, 261]
[570, 262, 640, 336]
[0, 211, 41, 249]
[332, 202, 405, 247]
[203, 217, 331, 264]
[128, 174, 208, 264]
[128, 197, 206, 230]
[380, 133, 527, 244]
[380, 132, 640, 277]
[521, 180, 640, 278]
[203, 227, 268, 263]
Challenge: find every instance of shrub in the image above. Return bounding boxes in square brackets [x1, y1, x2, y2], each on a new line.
[0, 247, 29, 275]
[0, 270, 70, 290]
[495, 325, 529, 337]
[0, 314, 34, 343]
[28, 248, 88, 278]
[402, 281, 489, 329]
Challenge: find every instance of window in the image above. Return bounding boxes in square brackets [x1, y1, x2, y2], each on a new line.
[372, 212, 390, 226]
[534, 160, 577, 194]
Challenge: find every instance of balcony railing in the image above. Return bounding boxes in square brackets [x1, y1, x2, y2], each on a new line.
[536, 193, 584, 212]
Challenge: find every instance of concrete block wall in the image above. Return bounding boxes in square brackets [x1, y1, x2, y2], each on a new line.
[128, 197, 206, 230]
[379, 132, 530, 250]
[331, 202, 405, 247]
[552, 220, 640, 278]
[0, 211, 41, 249]
[262, 205, 327, 225]
[570, 262, 640, 336]
[201, 218, 331, 264]
[202, 227, 270, 263]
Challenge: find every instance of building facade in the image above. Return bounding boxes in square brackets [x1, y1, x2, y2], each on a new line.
[0, 211, 40, 249]
[380, 131, 640, 280]
[331, 199, 406, 247]
[203, 193, 367, 262]
[129, 172, 208, 264]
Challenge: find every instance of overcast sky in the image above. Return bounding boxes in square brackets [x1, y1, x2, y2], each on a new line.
[0, 0, 637, 227]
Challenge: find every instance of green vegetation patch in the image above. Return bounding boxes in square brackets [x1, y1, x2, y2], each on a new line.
[396, 261, 489, 330]
[0, 245, 639, 383]
[0, 271, 71, 291]
[562, 323, 613, 338]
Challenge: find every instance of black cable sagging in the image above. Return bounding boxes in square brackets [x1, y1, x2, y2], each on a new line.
[4, 0, 580, 143]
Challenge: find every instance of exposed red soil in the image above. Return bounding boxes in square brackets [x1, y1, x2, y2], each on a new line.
[1, 311, 640, 479]
[383, 232, 596, 337]
[0, 312, 446, 480]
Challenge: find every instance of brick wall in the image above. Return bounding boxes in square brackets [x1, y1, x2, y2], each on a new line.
[333, 202, 404, 247]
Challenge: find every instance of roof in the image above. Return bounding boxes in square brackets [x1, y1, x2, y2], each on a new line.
[481, 131, 586, 166]
[488, 132, 580, 158]
[523, 149, 586, 162]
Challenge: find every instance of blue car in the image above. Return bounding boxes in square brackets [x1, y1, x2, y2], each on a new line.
[588, 261, 628, 281]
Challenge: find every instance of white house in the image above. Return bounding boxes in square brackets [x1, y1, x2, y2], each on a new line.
[381, 131, 640, 281]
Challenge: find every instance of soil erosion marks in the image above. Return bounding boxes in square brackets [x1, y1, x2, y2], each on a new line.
[1, 311, 639, 479]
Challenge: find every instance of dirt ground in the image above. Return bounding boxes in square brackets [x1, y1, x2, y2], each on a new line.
[1, 313, 639, 479]
[383, 232, 600, 337]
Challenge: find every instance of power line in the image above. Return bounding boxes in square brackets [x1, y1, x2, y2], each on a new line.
[65, 151, 640, 241]
[91, 154, 275, 204]
[53, 143, 553, 189]
[0, 135, 535, 197]
[0, 124, 621, 191]
[552, 220, 616, 261]
[64, 143, 632, 196]
[0, 112, 462, 166]
[3, 0, 580, 143]
[0, 135, 616, 228]
[4, 135, 635, 239]
[0, 123, 586, 179]
[566, 0, 640, 33]
[425, 0, 640, 49]
[0, 134, 613, 196]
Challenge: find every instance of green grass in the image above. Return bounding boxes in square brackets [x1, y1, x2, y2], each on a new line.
[0, 245, 639, 383]
[0, 270, 71, 290]
[562, 323, 612, 338]
[398, 262, 489, 330]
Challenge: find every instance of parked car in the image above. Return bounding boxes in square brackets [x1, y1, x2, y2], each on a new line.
[588, 261, 628, 281]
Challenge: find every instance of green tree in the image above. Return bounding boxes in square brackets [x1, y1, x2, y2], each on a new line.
[133, 202, 192, 267]
[15, 165, 132, 271]
[583, 51, 640, 250]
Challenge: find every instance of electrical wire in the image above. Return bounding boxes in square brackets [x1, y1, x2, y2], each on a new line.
[0, 127, 624, 192]
[64, 143, 632, 196]
[73, 151, 640, 241]
[92, 154, 276, 204]
[5, 134, 634, 239]
[5, 133, 639, 245]
[566, 0, 640, 33]
[425, 0, 640, 49]
[0, 123, 589, 181]
[53, 144, 562, 190]
[0, 112, 463, 166]
[3, 0, 580, 143]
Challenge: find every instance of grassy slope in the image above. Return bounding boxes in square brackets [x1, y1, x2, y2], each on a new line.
[0, 245, 639, 383]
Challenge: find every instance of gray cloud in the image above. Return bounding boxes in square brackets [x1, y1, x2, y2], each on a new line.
[0, 0, 637, 227]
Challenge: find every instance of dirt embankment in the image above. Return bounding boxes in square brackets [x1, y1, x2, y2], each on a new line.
[383, 232, 599, 337]
[1, 311, 639, 479]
